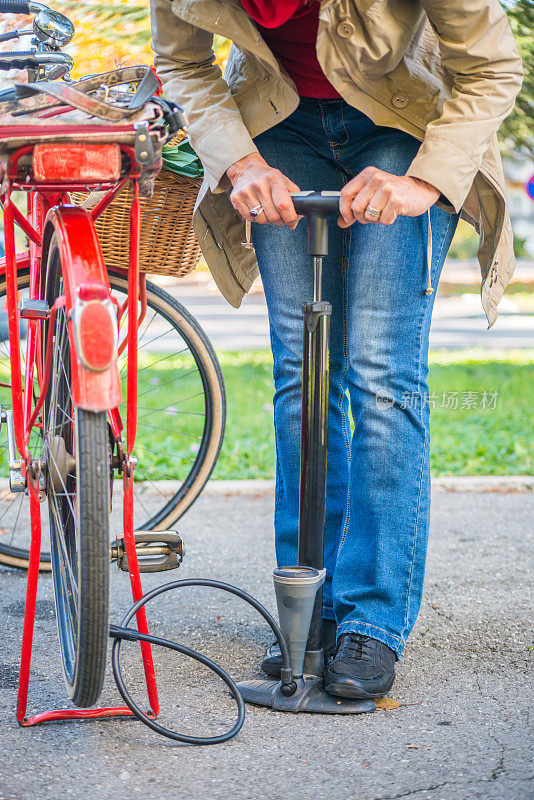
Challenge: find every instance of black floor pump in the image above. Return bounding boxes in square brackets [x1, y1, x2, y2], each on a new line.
[236, 191, 375, 714]
[111, 192, 375, 744]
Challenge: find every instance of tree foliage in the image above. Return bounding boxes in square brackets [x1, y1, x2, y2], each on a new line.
[55, 0, 152, 78]
[499, 1, 534, 156]
[52, 1, 232, 78]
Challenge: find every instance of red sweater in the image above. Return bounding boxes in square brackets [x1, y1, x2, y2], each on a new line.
[240, 0, 341, 99]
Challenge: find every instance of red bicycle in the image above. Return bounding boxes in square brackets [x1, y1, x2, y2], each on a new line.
[0, 1, 225, 722]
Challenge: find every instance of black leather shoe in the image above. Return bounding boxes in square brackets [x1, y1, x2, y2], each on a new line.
[261, 619, 337, 678]
[324, 633, 396, 699]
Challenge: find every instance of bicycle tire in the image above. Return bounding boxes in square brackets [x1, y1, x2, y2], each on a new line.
[45, 241, 109, 707]
[0, 270, 225, 570]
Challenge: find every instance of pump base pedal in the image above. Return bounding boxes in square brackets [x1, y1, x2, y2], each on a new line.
[236, 675, 375, 715]
[111, 531, 185, 573]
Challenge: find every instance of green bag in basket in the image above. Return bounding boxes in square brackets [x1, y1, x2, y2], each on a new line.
[161, 138, 204, 178]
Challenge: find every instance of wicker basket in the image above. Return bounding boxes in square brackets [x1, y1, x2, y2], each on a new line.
[72, 169, 202, 278]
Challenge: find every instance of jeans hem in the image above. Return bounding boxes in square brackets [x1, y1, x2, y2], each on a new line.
[322, 606, 336, 621]
[336, 620, 405, 659]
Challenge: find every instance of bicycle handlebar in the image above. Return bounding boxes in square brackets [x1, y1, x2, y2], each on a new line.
[0, 1, 31, 13]
[0, 48, 71, 70]
[0, 49, 37, 69]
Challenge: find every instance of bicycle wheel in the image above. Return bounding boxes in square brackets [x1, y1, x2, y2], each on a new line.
[0, 270, 225, 570]
[0, 281, 46, 570]
[110, 271, 226, 529]
[44, 238, 109, 707]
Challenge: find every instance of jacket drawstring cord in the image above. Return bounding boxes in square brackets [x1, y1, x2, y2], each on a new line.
[425, 209, 433, 296]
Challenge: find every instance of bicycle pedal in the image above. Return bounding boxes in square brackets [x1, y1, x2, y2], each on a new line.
[111, 531, 185, 573]
[18, 298, 50, 320]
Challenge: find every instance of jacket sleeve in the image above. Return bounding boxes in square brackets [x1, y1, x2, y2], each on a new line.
[150, 0, 259, 192]
[404, 0, 523, 213]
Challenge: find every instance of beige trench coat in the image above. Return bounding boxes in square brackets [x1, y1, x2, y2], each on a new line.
[151, 0, 523, 327]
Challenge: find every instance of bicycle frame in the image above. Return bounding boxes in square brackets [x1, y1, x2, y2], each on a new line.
[0, 133, 160, 725]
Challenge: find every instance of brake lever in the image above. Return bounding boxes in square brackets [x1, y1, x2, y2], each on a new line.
[0, 29, 33, 42]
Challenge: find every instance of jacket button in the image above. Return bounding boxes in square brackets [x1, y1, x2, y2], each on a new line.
[392, 92, 409, 109]
[337, 21, 355, 38]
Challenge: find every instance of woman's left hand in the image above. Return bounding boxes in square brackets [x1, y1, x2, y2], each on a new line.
[338, 167, 440, 227]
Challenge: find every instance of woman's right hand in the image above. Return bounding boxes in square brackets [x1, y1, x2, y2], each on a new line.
[227, 153, 300, 229]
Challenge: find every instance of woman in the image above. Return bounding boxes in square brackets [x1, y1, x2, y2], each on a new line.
[151, 0, 522, 698]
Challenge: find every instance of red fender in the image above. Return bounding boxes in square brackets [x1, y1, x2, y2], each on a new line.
[42, 205, 122, 412]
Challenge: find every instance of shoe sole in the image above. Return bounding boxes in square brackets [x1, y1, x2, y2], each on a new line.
[324, 679, 394, 700]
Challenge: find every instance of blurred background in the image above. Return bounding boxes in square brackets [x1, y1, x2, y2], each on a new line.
[0, 0, 532, 481]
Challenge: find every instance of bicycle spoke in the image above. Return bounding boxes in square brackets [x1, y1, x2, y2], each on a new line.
[54, 522, 78, 632]
[133, 442, 200, 461]
[0, 491, 24, 526]
[135, 346, 190, 373]
[134, 478, 170, 499]
[135, 468, 186, 482]
[136, 309, 158, 348]
[51, 495, 78, 600]
[130, 487, 153, 518]
[49, 407, 74, 432]
[117, 310, 162, 374]
[135, 403, 205, 424]
[8, 489, 26, 542]
[134, 420, 202, 439]
[134, 325, 178, 353]
[46, 448, 76, 521]
[59, 358, 73, 408]
[136, 406, 204, 417]
[136, 369, 200, 399]
[49, 488, 76, 581]
[0, 493, 25, 546]
[0, 338, 11, 362]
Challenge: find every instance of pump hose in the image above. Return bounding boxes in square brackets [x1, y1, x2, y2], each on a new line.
[109, 578, 295, 745]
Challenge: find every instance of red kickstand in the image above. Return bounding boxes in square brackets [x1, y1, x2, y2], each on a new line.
[16, 476, 159, 727]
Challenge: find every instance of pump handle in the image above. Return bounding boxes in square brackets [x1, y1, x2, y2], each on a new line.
[290, 191, 341, 258]
[291, 191, 341, 219]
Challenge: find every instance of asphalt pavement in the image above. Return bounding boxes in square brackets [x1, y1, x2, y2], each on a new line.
[153, 260, 534, 352]
[0, 487, 532, 800]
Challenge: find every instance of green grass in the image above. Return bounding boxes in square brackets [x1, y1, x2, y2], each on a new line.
[211, 349, 533, 480]
[426, 349, 533, 476]
[1, 349, 531, 481]
[214, 351, 277, 479]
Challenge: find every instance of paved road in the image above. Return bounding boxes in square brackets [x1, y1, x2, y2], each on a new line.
[154, 260, 534, 352]
[0, 489, 532, 800]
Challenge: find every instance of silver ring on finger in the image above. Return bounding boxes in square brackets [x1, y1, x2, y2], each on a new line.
[249, 205, 263, 218]
[365, 205, 381, 219]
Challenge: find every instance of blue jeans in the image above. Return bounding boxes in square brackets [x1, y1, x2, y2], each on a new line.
[251, 98, 459, 658]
